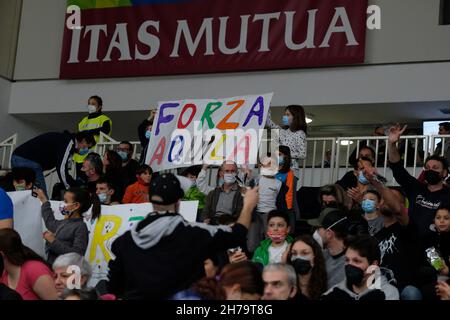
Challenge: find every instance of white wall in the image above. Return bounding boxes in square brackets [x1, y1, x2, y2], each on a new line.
[0, 77, 48, 145]
[365, 0, 450, 63]
[14, 0, 65, 80]
[0, 0, 22, 79]
[11, 0, 450, 81]
[8, 61, 450, 114]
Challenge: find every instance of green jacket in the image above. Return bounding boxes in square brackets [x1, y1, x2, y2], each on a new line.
[252, 236, 294, 266]
[183, 185, 206, 210]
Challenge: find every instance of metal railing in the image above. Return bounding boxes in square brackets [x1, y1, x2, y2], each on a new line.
[333, 135, 430, 184]
[92, 133, 445, 187]
[0, 134, 17, 171]
[94, 132, 142, 159]
[3, 133, 448, 189]
[430, 134, 450, 157]
[299, 138, 336, 187]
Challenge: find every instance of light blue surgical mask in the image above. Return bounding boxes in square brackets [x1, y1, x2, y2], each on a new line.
[145, 130, 151, 140]
[282, 115, 290, 126]
[78, 148, 89, 156]
[358, 171, 370, 185]
[278, 155, 285, 166]
[117, 151, 128, 161]
[362, 199, 377, 214]
[224, 173, 236, 184]
[98, 193, 108, 204]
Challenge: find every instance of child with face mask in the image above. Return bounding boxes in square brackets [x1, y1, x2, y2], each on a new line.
[247, 157, 288, 252]
[35, 187, 101, 265]
[361, 190, 385, 236]
[181, 166, 206, 219]
[252, 211, 293, 266]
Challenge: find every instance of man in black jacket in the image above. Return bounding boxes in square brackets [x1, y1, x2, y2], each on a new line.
[388, 124, 450, 240]
[11, 131, 96, 194]
[107, 173, 259, 299]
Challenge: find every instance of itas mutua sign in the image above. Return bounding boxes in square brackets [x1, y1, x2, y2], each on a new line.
[61, 0, 368, 79]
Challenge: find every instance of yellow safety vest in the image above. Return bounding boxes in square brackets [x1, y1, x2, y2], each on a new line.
[73, 114, 112, 163]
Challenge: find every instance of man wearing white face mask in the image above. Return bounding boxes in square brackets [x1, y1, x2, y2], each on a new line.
[201, 161, 243, 225]
[74, 95, 112, 178]
[308, 209, 349, 289]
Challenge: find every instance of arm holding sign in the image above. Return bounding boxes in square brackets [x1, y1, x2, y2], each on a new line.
[196, 165, 215, 196]
[265, 111, 280, 129]
[36, 188, 61, 233]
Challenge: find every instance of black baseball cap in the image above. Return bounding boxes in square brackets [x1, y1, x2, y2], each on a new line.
[149, 173, 184, 205]
[322, 210, 349, 231]
[308, 208, 348, 231]
[307, 207, 338, 227]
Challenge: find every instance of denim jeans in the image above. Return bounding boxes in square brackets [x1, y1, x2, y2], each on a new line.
[11, 155, 47, 196]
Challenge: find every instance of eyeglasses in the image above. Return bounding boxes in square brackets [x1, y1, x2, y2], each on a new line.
[117, 148, 130, 152]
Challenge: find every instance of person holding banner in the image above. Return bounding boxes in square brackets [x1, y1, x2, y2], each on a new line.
[36, 187, 101, 265]
[266, 105, 308, 178]
[106, 173, 259, 299]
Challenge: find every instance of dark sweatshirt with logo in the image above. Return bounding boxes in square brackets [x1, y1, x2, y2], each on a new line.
[390, 161, 450, 239]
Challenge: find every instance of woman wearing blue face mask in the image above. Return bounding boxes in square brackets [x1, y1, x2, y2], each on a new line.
[361, 190, 385, 236]
[35, 187, 101, 265]
[138, 109, 156, 164]
[266, 105, 307, 179]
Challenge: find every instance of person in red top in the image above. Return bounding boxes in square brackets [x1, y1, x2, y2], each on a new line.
[0, 229, 58, 300]
[122, 165, 153, 204]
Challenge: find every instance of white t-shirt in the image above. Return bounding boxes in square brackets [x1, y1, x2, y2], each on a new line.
[268, 241, 289, 264]
[257, 176, 282, 213]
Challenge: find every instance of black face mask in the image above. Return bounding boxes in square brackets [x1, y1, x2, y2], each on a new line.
[424, 170, 442, 185]
[292, 258, 312, 275]
[345, 264, 365, 287]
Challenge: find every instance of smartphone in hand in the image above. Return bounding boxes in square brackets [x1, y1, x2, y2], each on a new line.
[31, 185, 38, 198]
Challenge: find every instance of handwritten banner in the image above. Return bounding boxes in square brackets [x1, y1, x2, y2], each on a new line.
[145, 93, 273, 172]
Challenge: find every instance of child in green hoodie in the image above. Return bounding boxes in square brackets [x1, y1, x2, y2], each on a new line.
[252, 210, 293, 266]
[181, 166, 206, 218]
